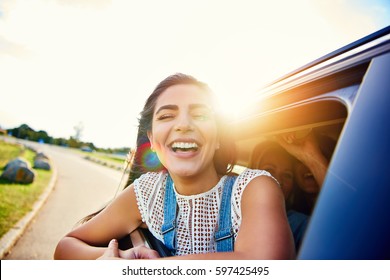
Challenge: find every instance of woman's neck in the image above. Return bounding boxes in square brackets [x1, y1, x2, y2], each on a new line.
[169, 168, 221, 196]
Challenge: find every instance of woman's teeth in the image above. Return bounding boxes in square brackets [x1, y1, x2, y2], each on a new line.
[303, 172, 314, 179]
[171, 142, 199, 152]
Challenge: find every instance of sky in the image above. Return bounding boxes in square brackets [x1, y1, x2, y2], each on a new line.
[1, 0, 389, 149]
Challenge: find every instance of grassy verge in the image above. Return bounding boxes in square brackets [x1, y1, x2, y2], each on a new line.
[78, 150, 127, 172]
[84, 152, 125, 164]
[0, 140, 53, 238]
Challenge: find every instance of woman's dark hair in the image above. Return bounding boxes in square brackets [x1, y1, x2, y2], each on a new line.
[127, 73, 236, 186]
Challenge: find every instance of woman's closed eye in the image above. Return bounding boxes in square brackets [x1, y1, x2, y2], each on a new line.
[191, 108, 213, 121]
[192, 113, 210, 121]
[156, 112, 176, 121]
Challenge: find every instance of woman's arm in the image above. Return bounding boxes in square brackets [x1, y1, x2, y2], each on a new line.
[83, 176, 295, 260]
[54, 185, 143, 260]
[234, 175, 295, 259]
[166, 175, 295, 260]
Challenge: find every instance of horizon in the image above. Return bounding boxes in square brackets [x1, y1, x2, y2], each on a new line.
[2, 122, 132, 149]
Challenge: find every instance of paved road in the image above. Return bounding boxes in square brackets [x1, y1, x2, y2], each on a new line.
[4, 142, 123, 259]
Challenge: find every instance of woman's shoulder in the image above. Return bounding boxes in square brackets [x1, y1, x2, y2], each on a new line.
[132, 171, 166, 221]
[231, 168, 279, 200]
[235, 168, 276, 183]
[133, 171, 166, 191]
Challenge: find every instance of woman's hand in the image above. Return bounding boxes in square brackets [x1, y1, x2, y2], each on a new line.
[274, 131, 321, 164]
[97, 239, 160, 260]
[119, 245, 160, 259]
[97, 239, 121, 259]
[274, 131, 329, 187]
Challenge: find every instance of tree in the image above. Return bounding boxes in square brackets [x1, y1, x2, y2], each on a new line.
[73, 122, 84, 141]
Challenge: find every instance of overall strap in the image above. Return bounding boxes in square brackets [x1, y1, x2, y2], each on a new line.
[215, 175, 237, 252]
[161, 174, 237, 254]
[161, 174, 177, 255]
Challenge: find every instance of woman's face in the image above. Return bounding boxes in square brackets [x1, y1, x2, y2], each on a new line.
[258, 149, 294, 199]
[294, 162, 319, 194]
[147, 84, 219, 178]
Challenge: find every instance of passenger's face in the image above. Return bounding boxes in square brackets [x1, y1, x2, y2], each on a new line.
[294, 162, 319, 194]
[258, 149, 294, 199]
[147, 84, 219, 178]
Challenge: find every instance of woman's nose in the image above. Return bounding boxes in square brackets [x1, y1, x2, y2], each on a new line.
[174, 113, 193, 132]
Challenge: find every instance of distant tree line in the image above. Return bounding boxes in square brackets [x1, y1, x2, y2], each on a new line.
[6, 124, 130, 154]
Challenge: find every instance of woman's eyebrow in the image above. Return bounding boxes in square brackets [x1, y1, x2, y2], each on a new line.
[156, 103, 211, 114]
[189, 103, 212, 110]
[155, 104, 178, 115]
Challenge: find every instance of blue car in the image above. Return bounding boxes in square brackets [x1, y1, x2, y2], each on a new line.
[230, 26, 390, 259]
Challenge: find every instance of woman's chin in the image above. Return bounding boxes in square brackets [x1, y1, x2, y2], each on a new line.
[168, 168, 198, 178]
[300, 184, 319, 194]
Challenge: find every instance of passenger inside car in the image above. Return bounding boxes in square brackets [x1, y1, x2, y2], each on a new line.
[275, 131, 336, 215]
[251, 131, 336, 250]
[252, 141, 308, 250]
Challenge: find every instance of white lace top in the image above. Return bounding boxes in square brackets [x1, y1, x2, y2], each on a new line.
[133, 168, 274, 255]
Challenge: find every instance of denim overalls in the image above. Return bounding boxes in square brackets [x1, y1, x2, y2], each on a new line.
[161, 174, 237, 255]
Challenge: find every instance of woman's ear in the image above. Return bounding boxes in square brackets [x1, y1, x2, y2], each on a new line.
[147, 131, 154, 151]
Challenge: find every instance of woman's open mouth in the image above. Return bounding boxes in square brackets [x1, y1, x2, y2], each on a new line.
[303, 172, 314, 179]
[170, 142, 199, 153]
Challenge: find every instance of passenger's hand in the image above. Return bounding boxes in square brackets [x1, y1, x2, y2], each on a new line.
[274, 130, 322, 164]
[274, 131, 329, 187]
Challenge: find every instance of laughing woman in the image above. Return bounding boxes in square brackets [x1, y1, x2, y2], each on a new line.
[54, 73, 295, 260]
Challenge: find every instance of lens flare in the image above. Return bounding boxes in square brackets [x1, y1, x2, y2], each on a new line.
[138, 142, 163, 172]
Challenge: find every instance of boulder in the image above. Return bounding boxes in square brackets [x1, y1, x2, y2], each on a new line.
[32, 152, 51, 170]
[33, 158, 51, 170]
[4, 157, 30, 171]
[35, 152, 49, 160]
[1, 165, 35, 184]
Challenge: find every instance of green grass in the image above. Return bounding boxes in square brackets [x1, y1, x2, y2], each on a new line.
[0, 140, 53, 238]
[86, 153, 125, 164]
[72, 148, 126, 165]
[77, 150, 127, 171]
